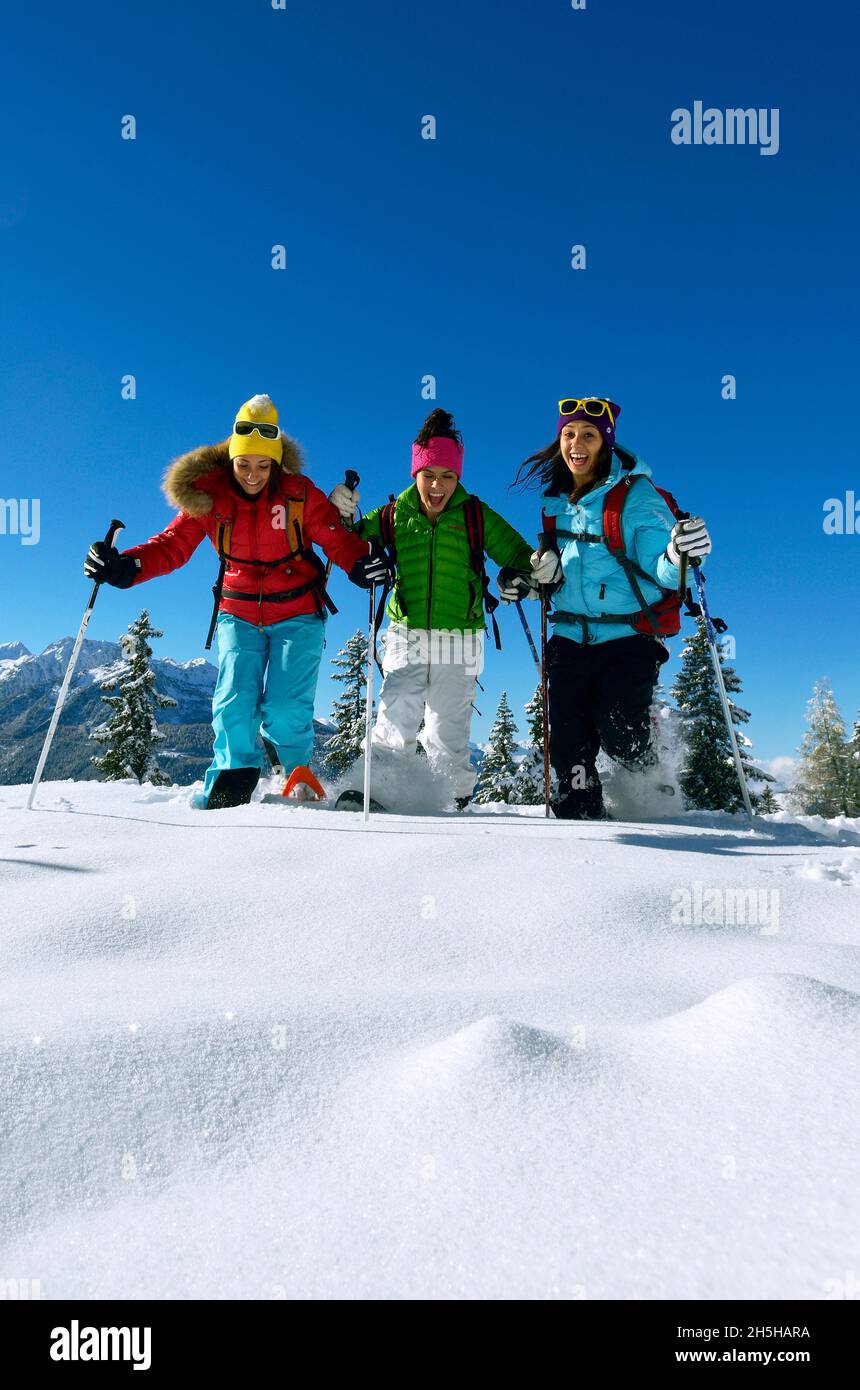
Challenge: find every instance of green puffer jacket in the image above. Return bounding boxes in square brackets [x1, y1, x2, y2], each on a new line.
[359, 483, 533, 632]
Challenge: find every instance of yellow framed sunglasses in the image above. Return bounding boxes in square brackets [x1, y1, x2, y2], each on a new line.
[558, 397, 615, 425]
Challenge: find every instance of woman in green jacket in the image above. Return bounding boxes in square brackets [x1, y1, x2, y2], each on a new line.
[330, 409, 534, 806]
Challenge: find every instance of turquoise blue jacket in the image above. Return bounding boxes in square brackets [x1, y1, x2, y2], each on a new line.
[544, 450, 696, 647]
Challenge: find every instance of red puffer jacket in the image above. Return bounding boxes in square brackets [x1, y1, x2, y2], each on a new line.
[122, 436, 368, 628]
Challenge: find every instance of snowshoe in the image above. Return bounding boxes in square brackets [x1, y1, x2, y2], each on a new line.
[206, 767, 261, 809]
[334, 789, 386, 814]
[282, 765, 327, 802]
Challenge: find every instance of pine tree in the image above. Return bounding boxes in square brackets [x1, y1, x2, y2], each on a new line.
[849, 712, 860, 815]
[513, 685, 545, 805]
[757, 784, 780, 814]
[322, 630, 370, 777]
[91, 611, 177, 783]
[793, 680, 854, 817]
[671, 617, 771, 812]
[473, 691, 519, 804]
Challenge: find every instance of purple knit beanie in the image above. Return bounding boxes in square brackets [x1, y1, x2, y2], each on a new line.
[556, 397, 621, 457]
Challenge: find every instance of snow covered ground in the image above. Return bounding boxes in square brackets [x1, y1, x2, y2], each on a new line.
[1, 779, 858, 1301]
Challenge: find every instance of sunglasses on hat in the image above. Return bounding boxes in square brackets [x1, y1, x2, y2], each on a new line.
[558, 398, 615, 425]
[233, 419, 280, 440]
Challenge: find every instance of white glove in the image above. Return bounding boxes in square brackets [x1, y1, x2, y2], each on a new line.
[530, 549, 563, 585]
[667, 516, 712, 565]
[329, 484, 360, 521]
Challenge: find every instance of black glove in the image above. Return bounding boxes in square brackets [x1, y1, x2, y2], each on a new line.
[496, 567, 535, 604]
[84, 541, 139, 589]
[348, 540, 395, 590]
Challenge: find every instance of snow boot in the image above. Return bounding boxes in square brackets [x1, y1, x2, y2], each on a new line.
[552, 773, 607, 821]
[206, 767, 260, 809]
[262, 737, 283, 773]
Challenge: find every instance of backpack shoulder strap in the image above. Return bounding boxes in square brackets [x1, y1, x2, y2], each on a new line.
[206, 517, 232, 651]
[464, 494, 485, 557]
[602, 476, 635, 557]
[379, 497, 398, 556]
[214, 516, 233, 561]
[540, 509, 559, 550]
[374, 495, 402, 630]
[463, 495, 501, 651]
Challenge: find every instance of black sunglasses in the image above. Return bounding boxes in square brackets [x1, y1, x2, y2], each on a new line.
[233, 420, 280, 440]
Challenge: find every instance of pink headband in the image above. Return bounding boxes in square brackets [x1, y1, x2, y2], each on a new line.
[411, 436, 464, 479]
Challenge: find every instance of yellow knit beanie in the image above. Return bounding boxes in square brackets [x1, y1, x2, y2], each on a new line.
[228, 394, 284, 464]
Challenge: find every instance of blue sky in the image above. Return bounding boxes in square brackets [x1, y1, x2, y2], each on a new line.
[2, 0, 858, 763]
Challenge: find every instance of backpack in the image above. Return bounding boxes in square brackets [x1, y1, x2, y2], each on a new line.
[377, 493, 502, 650]
[204, 482, 336, 649]
[540, 451, 699, 643]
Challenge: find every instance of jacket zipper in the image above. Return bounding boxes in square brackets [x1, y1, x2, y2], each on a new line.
[250, 501, 264, 623]
[427, 521, 436, 626]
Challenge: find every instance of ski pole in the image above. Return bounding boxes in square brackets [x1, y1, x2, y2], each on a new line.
[325, 469, 360, 585]
[27, 519, 125, 811]
[690, 564, 755, 821]
[514, 599, 542, 680]
[537, 531, 553, 819]
[362, 580, 377, 823]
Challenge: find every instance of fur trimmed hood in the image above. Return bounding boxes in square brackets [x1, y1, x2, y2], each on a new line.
[161, 433, 304, 516]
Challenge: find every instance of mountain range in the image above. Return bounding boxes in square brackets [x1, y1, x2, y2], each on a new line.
[0, 640, 334, 785]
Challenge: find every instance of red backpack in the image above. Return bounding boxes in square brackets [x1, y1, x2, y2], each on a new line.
[541, 455, 695, 641]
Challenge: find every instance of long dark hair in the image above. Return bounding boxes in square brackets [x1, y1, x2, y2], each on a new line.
[513, 437, 634, 499]
[414, 407, 462, 448]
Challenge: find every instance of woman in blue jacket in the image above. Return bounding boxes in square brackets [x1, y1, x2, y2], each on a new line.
[508, 397, 712, 819]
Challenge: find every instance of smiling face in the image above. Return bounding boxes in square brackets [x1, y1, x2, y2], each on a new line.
[415, 466, 459, 518]
[232, 453, 273, 496]
[559, 420, 605, 489]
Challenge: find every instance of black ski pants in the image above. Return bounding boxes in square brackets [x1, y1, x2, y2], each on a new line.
[546, 633, 669, 800]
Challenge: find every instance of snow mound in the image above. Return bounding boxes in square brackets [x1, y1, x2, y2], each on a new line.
[798, 851, 860, 887]
[645, 973, 860, 1055]
[389, 1015, 576, 1086]
[768, 810, 860, 844]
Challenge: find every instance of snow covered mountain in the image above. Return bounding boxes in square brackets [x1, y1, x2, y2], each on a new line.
[0, 640, 333, 784]
[2, 778, 858, 1299]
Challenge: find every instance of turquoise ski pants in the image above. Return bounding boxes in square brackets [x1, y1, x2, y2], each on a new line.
[202, 612, 326, 804]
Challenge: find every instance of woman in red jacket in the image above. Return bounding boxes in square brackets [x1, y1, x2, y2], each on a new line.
[84, 394, 390, 807]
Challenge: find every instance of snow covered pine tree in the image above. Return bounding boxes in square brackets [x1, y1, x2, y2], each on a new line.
[322, 629, 370, 778]
[91, 611, 177, 784]
[793, 679, 855, 817]
[513, 685, 545, 805]
[851, 711, 860, 814]
[672, 617, 771, 812]
[473, 691, 519, 805]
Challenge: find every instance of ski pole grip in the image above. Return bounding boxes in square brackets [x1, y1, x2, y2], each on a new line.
[104, 518, 125, 549]
[344, 470, 360, 492]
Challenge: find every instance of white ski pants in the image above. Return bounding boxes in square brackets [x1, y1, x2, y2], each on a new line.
[371, 623, 484, 797]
